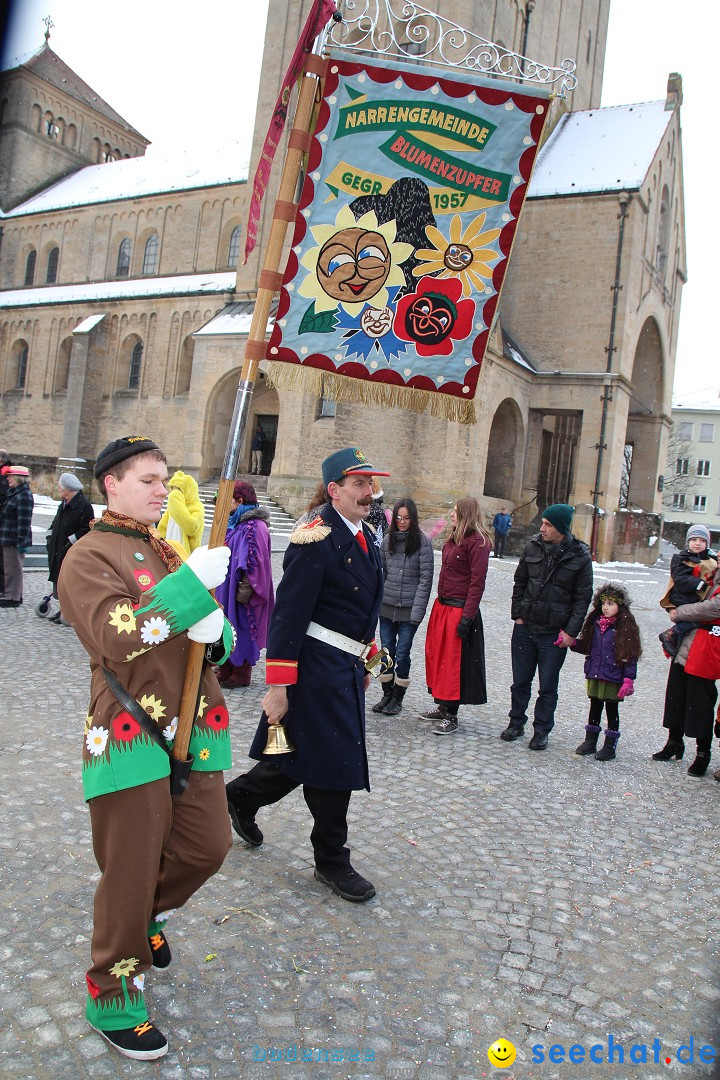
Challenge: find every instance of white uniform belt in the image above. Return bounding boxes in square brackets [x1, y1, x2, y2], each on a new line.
[306, 621, 372, 660]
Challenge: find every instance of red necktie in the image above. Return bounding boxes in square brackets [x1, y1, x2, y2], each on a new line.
[355, 530, 368, 555]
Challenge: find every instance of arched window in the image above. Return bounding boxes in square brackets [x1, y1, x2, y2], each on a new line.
[24, 250, 37, 286]
[128, 341, 143, 390]
[227, 225, 241, 268]
[54, 336, 72, 393]
[13, 341, 29, 389]
[142, 234, 159, 275]
[116, 238, 131, 277]
[46, 246, 59, 284]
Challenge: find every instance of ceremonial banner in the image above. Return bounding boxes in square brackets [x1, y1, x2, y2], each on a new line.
[267, 54, 552, 423]
[244, 0, 337, 263]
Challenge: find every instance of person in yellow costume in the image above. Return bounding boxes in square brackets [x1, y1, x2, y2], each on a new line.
[156, 470, 204, 555]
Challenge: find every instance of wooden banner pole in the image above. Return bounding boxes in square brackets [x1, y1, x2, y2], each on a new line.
[172, 52, 327, 764]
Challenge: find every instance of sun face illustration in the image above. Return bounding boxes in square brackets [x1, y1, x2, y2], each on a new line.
[298, 205, 413, 315]
[413, 212, 502, 297]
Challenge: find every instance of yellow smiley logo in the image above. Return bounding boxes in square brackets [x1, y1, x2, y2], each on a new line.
[488, 1039, 517, 1068]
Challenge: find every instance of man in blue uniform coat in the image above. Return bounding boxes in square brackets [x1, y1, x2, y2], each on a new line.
[226, 446, 389, 901]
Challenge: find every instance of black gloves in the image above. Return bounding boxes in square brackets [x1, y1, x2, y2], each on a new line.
[456, 617, 472, 639]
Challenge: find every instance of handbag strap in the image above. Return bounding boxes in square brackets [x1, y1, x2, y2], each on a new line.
[102, 667, 171, 759]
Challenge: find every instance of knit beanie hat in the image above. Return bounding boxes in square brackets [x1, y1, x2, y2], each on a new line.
[542, 503, 574, 536]
[93, 436, 160, 478]
[686, 523, 711, 546]
[59, 472, 83, 491]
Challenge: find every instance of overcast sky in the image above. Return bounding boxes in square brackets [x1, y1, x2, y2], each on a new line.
[2, 0, 716, 403]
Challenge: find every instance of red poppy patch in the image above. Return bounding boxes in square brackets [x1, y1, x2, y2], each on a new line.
[112, 712, 142, 742]
[86, 974, 101, 999]
[205, 705, 229, 731]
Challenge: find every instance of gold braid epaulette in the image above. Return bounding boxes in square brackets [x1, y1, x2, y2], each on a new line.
[289, 517, 332, 545]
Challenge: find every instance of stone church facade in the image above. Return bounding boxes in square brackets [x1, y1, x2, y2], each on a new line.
[0, 0, 686, 561]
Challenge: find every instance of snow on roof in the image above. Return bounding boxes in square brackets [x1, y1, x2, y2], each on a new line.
[672, 400, 720, 413]
[529, 100, 673, 198]
[1, 140, 249, 218]
[502, 329, 536, 372]
[72, 314, 106, 334]
[194, 300, 278, 336]
[0, 272, 236, 309]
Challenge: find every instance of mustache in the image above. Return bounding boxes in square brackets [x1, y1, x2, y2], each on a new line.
[357, 496, 373, 506]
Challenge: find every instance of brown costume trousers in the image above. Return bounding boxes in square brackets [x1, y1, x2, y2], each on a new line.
[88, 770, 231, 1008]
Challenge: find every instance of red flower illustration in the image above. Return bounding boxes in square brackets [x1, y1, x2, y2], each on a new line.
[393, 275, 475, 357]
[86, 974, 101, 999]
[111, 711, 142, 742]
[205, 705, 229, 731]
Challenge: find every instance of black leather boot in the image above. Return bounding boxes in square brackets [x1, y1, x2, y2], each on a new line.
[372, 679, 394, 713]
[687, 750, 711, 777]
[575, 724, 601, 756]
[652, 738, 685, 761]
[383, 683, 407, 716]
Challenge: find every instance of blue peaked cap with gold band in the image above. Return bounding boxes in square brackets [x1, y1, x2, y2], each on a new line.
[321, 447, 390, 489]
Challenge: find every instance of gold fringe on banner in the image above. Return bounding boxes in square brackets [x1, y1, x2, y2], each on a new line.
[266, 362, 477, 425]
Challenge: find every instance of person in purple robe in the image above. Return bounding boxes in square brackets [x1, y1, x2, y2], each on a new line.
[214, 481, 274, 689]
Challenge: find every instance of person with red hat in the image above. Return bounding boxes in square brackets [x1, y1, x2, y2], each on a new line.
[0, 464, 33, 607]
[226, 446, 389, 902]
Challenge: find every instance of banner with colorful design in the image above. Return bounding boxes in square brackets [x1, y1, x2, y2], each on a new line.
[267, 53, 552, 423]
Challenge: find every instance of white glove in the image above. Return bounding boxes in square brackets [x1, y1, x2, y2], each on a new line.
[184, 545, 231, 589]
[187, 606, 225, 643]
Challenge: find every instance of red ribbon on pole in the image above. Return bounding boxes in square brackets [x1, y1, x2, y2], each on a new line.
[244, 0, 337, 263]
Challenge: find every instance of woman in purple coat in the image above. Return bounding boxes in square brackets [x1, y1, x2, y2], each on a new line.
[214, 481, 274, 688]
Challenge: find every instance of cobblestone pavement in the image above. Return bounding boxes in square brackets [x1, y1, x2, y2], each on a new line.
[1, 553, 719, 1080]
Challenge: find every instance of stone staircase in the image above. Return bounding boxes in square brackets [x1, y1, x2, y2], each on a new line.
[197, 480, 295, 542]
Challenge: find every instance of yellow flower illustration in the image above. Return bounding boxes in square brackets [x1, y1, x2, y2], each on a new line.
[199, 748, 210, 761]
[413, 212, 502, 297]
[139, 693, 166, 721]
[125, 648, 150, 662]
[196, 695, 208, 719]
[109, 957, 139, 979]
[84, 713, 93, 735]
[108, 602, 137, 635]
[298, 204, 413, 315]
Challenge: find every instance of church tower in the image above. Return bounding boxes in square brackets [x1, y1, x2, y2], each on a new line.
[0, 27, 149, 211]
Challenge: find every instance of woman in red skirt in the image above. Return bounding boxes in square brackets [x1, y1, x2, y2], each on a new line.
[421, 498, 491, 734]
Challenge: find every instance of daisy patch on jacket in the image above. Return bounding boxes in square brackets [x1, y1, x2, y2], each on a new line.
[139, 616, 170, 645]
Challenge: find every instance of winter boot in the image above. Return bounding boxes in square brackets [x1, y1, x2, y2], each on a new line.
[575, 723, 601, 756]
[658, 627, 679, 658]
[372, 677, 394, 713]
[595, 729, 620, 761]
[383, 678, 409, 716]
[687, 750, 711, 777]
[652, 737, 685, 761]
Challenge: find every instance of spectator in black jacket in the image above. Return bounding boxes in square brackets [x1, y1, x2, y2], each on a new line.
[0, 449, 13, 596]
[0, 465, 34, 607]
[46, 473, 94, 623]
[500, 504, 593, 750]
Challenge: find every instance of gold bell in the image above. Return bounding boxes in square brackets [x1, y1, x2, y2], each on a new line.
[263, 723, 295, 755]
